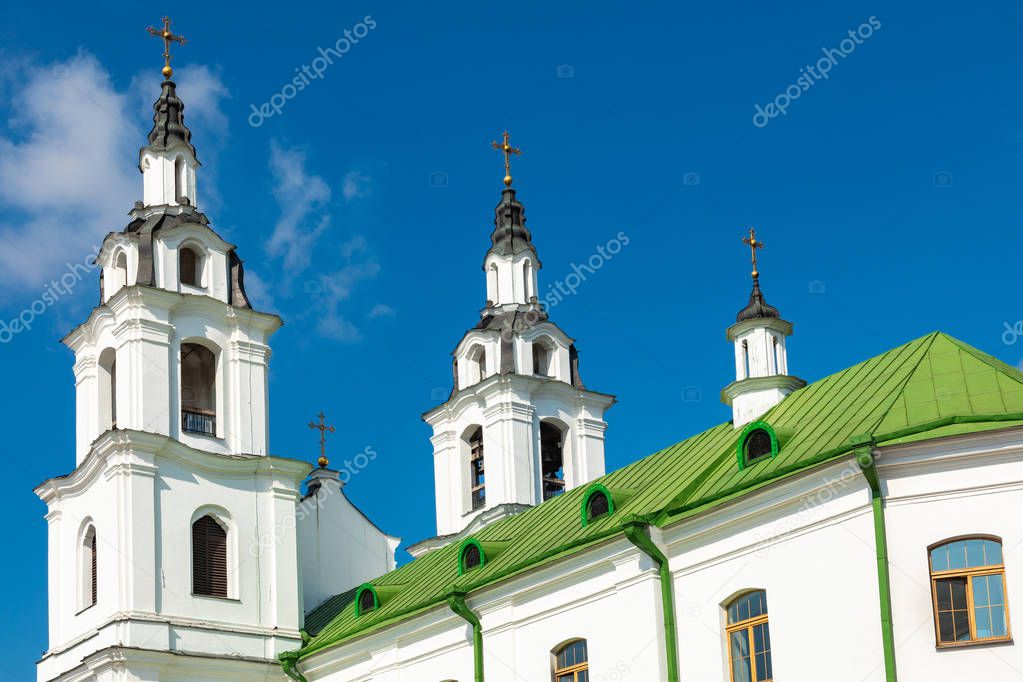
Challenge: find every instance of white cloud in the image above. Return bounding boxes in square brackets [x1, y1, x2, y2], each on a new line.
[342, 169, 370, 201]
[266, 141, 331, 273]
[0, 51, 229, 304]
[369, 303, 395, 319]
[0, 51, 137, 295]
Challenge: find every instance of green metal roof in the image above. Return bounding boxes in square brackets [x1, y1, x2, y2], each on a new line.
[296, 332, 1023, 660]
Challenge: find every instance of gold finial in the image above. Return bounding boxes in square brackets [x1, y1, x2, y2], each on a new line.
[146, 16, 187, 79]
[308, 412, 336, 468]
[491, 131, 522, 187]
[742, 227, 765, 281]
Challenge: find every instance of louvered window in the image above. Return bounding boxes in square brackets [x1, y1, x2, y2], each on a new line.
[192, 515, 228, 598]
[89, 531, 97, 606]
[81, 525, 97, 610]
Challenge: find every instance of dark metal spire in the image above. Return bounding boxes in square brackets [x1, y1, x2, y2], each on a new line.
[736, 279, 780, 322]
[488, 187, 534, 257]
[146, 80, 196, 158]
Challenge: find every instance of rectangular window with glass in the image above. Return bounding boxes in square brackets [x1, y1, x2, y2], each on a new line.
[929, 537, 1011, 647]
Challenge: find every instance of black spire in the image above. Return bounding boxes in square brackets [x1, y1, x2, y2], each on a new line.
[146, 80, 196, 157]
[489, 187, 534, 257]
[736, 279, 780, 323]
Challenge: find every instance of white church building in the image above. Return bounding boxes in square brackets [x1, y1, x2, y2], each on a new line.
[36, 57, 1023, 682]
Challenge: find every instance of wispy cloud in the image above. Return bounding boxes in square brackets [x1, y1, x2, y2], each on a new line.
[266, 141, 331, 273]
[264, 142, 381, 342]
[369, 303, 395, 319]
[342, 169, 371, 202]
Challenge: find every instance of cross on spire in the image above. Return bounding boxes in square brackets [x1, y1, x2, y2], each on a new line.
[308, 412, 336, 469]
[742, 228, 765, 282]
[146, 16, 187, 80]
[491, 131, 522, 187]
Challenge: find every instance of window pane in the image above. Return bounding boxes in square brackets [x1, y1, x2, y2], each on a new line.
[966, 539, 985, 568]
[975, 606, 993, 639]
[954, 610, 971, 642]
[991, 605, 1008, 638]
[950, 578, 969, 610]
[989, 575, 1005, 605]
[730, 630, 752, 682]
[985, 540, 1003, 566]
[938, 612, 955, 642]
[728, 602, 739, 623]
[972, 575, 990, 607]
[753, 623, 766, 653]
[931, 544, 950, 572]
[557, 675, 573, 682]
[577, 672, 589, 682]
[948, 541, 967, 570]
[738, 597, 750, 622]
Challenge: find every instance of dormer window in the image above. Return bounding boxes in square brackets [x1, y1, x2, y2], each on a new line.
[737, 421, 779, 469]
[179, 246, 202, 288]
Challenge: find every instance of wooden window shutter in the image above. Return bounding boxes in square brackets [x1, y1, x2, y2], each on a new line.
[192, 515, 228, 597]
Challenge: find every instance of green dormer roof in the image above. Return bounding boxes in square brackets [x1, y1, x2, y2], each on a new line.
[295, 332, 1023, 661]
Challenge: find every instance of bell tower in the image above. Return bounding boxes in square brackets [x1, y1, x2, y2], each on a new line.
[721, 229, 806, 427]
[35, 23, 310, 681]
[418, 135, 615, 554]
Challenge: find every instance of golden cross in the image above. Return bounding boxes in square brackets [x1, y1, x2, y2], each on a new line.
[491, 131, 522, 187]
[742, 228, 764, 280]
[308, 412, 336, 468]
[146, 16, 187, 80]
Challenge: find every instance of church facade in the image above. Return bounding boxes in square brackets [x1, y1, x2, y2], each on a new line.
[36, 54, 1023, 682]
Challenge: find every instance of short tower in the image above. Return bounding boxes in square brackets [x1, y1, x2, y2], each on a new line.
[722, 229, 805, 427]
[418, 136, 614, 553]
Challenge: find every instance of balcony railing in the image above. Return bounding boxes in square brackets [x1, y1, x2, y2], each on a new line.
[182, 409, 216, 436]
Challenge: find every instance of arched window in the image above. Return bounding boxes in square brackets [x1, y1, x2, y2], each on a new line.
[929, 537, 1009, 645]
[459, 539, 485, 574]
[726, 590, 773, 682]
[98, 348, 117, 429]
[552, 639, 588, 681]
[181, 343, 217, 436]
[174, 156, 184, 202]
[741, 339, 750, 379]
[192, 515, 228, 598]
[581, 484, 615, 526]
[114, 252, 128, 292]
[522, 259, 533, 301]
[80, 525, 97, 610]
[179, 246, 201, 287]
[355, 584, 379, 616]
[468, 427, 485, 511]
[540, 421, 565, 500]
[744, 429, 773, 464]
[532, 338, 552, 377]
[772, 336, 781, 375]
[467, 344, 487, 385]
[490, 263, 500, 303]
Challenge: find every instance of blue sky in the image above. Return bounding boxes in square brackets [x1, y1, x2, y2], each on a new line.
[2, 0, 1023, 676]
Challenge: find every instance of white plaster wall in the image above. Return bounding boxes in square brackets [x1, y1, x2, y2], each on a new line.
[665, 461, 884, 682]
[141, 147, 197, 208]
[298, 475, 400, 613]
[37, 433, 309, 682]
[880, 432, 1023, 680]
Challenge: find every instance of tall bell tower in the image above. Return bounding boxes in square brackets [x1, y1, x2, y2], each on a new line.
[417, 135, 615, 555]
[35, 23, 311, 681]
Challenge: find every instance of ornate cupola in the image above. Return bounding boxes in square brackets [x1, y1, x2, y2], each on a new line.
[417, 134, 615, 554]
[722, 229, 806, 427]
[139, 18, 198, 208]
